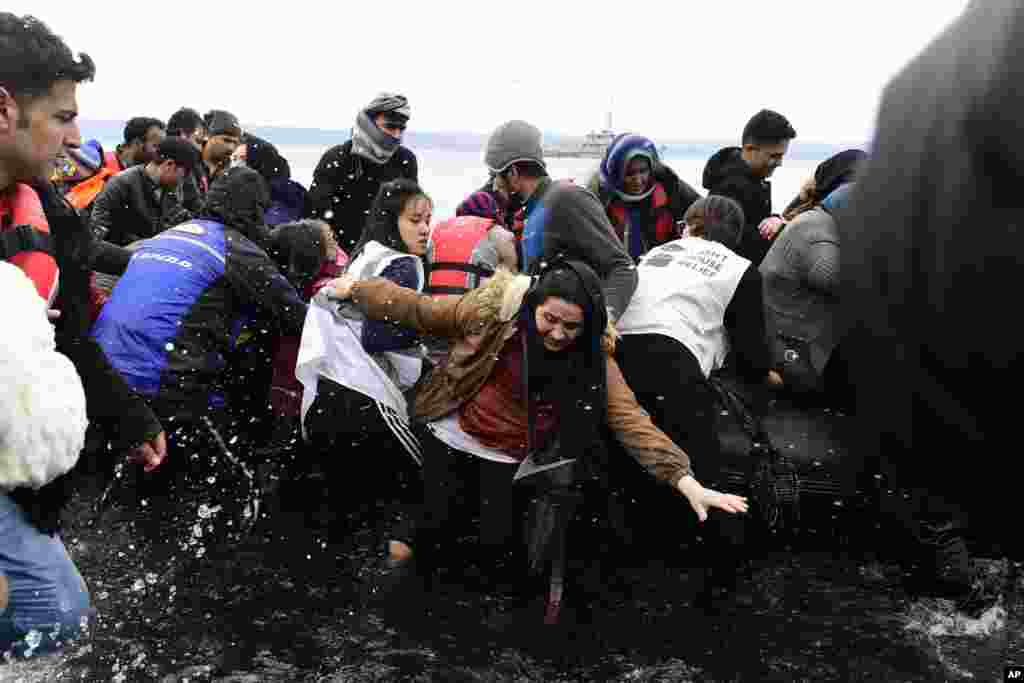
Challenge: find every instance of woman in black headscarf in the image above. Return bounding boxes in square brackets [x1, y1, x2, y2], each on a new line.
[325, 256, 747, 591]
[237, 133, 309, 227]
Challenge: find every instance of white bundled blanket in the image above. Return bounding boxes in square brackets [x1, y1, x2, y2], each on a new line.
[0, 262, 88, 490]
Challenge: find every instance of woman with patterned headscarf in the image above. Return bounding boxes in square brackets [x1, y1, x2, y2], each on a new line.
[586, 133, 702, 261]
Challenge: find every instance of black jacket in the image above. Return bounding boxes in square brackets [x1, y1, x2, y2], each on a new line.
[838, 0, 1021, 518]
[8, 181, 162, 534]
[91, 167, 307, 421]
[702, 147, 773, 265]
[90, 166, 192, 246]
[305, 140, 418, 252]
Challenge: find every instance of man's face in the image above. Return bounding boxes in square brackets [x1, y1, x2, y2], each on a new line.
[498, 166, 530, 202]
[157, 160, 185, 189]
[743, 140, 790, 178]
[185, 126, 207, 152]
[137, 125, 165, 165]
[205, 132, 241, 165]
[0, 80, 81, 184]
[373, 113, 406, 142]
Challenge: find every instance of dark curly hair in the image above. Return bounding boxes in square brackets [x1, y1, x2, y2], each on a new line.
[167, 107, 204, 138]
[0, 13, 95, 107]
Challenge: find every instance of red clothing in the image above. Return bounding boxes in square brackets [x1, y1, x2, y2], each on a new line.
[1, 183, 59, 304]
[606, 181, 679, 257]
[269, 250, 348, 418]
[458, 329, 557, 460]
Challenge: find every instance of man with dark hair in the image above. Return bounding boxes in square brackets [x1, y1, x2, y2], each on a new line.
[117, 116, 165, 170]
[201, 109, 242, 186]
[483, 119, 637, 323]
[167, 107, 206, 151]
[0, 11, 165, 653]
[306, 93, 418, 251]
[60, 116, 163, 215]
[90, 136, 199, 245]
[167, 107, 208, 212]
[702, 108, 797, 265]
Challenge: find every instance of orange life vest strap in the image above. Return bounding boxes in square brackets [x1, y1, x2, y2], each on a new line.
[65, 151, 122, 210]
[1, 183, 59, 302]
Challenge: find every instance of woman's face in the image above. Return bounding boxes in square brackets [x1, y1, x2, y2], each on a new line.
[317, 220, 338, 262]
[622, 156, 652, 195]
[398, 196, 432, 256]
[535, 296, 585, 353]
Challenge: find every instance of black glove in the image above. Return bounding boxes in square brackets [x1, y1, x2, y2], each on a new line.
[7, 473, 75, 536]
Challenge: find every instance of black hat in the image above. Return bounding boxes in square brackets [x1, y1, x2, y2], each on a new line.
[204, 109, 241, 137]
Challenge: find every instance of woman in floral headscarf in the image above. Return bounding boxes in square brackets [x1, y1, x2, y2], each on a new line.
[586, 133, 702, 261]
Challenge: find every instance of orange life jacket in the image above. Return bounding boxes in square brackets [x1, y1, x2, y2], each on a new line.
[65, 151, 123, 211]
[0, 183, 59, 304]
[425, 216, 496, 296]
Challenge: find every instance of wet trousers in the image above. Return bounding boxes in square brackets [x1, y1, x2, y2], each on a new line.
[127, 406, 259, 556]
[303, 377, 422, 542]
[413, 427, 530, 582]
[615, 334, 747, 570]
[0, 493, 93, 656]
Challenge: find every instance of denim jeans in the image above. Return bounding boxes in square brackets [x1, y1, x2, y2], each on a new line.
[0, 493, 93, 657]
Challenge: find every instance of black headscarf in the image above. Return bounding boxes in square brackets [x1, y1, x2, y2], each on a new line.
[244, 133, 291, 183]
[265, 220, 324, 291]
[520, 259, 609, 469]
[200, 166, 271, 245]
[813, 149, 866, 201]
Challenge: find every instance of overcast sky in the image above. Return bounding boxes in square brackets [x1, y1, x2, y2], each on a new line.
[17, 1, 969, 143]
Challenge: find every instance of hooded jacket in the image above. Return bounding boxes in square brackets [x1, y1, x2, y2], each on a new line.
[243, 134, 308, 226]
[346, 268, 693, 487]
[520, 177, 638, 322]
[91, 168, 307, 420]
[702, 147, 774, 265]
[838, 0, 1020, 511]
[760, 206, 840, 378]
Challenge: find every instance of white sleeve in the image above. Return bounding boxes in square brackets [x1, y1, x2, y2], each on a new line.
[0, 262, 88, 490]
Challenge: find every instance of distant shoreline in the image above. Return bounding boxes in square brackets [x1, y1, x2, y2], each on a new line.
[79, 119, 864, 162]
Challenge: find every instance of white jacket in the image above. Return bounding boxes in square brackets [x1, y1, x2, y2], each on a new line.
[0, 261, 88, 490]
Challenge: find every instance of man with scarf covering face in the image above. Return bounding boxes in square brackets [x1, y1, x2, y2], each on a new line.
[306, 93, 418, 252]
[586, 134, 702, 261]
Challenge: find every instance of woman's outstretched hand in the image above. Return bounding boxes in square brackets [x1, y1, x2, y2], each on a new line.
[676, 475, 749, 522]
[326, 273, 356, 301]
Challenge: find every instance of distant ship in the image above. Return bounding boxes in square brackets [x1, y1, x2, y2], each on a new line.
[543, 113, 616, 159]
[543, 113, 668, 159]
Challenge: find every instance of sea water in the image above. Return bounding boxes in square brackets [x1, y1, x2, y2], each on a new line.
[280, 144, 817, 221]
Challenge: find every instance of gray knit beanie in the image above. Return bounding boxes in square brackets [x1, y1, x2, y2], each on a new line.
[484, 120, 545, 174]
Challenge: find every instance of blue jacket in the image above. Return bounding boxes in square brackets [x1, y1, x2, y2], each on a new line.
[92, 219, 307, 417]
